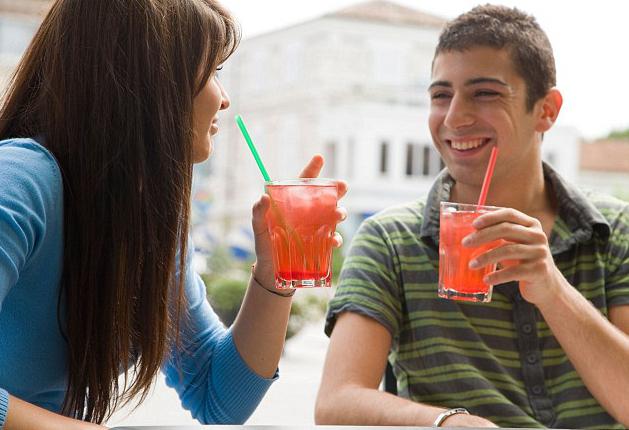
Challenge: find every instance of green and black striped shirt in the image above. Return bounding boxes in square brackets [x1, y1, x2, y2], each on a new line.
[326, 163, 629, 429]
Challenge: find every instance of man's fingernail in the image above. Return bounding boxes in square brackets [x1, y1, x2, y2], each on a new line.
[469, 259, 479, 269]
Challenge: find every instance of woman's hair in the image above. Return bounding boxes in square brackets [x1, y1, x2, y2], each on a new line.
[0, 0, 239, 423]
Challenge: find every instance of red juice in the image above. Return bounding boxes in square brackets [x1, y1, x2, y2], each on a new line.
[438, 203, 501, 302]
[265, 179, 338, 289]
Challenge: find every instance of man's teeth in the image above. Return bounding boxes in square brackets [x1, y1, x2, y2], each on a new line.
[450, 139, 485, 150]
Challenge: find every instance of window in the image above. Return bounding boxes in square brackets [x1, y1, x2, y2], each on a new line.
[347, 138, 355, 179]
[423, 146, 431, 176]
[379, 141, 389, 174]
[405, 143, 443, 177]
[405, 144, 414, 176]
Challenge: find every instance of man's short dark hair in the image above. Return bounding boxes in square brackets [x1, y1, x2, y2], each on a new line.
[434, 4, 556, 111]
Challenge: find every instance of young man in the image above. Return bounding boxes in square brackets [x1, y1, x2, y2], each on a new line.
[316, 5, 629, 428]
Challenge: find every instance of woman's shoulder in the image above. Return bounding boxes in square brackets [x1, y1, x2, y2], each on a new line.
[0, 137, 61, 188]
[0, 136, 58, 167]
[0, 138, 60, 180]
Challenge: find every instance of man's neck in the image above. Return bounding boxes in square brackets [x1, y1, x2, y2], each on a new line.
[450, 164, 554, 218]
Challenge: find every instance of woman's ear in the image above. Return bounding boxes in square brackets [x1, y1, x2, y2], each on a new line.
[535, 88, 563, 133]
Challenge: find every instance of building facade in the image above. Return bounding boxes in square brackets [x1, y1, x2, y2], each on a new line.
[204, 0, 581, 253]
[0, 0, 49, 88]
[0, 0, 585, 259]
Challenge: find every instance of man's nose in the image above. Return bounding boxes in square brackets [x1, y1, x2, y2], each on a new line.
[443, 95, 475, 130]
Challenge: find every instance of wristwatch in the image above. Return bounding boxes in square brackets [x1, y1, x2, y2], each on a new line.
[433, 407, 470, 427]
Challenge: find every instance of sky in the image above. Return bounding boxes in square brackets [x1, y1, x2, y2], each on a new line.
[219, 0, 629, 140]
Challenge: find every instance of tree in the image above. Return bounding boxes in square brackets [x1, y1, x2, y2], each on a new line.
[607, 128, 629, 139]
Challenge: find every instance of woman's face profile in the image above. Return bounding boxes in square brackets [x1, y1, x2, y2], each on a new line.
[192, 72, 231, 163]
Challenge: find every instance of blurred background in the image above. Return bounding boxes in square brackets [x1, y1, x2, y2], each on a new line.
[1, 0, 628, 426]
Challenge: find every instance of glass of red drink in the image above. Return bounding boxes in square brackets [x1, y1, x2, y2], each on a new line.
[264, 178, 339, 289]
[438, 202, 503, 302]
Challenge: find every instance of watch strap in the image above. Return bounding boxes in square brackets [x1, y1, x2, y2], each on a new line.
[433, 407, 470, 426]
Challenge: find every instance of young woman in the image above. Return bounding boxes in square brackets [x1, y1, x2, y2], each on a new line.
[0, 0, 346, 428]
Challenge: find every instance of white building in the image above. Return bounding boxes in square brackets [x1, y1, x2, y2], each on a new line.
[207, 1, 446, 244]
[204, 0, 582, 250]
[0, 0, 585, 256]
[0, 0, 47, 88]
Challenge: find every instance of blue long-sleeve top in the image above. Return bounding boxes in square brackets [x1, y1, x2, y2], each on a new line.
[0, 138, 276, 428]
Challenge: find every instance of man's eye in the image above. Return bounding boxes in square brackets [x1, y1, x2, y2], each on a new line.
[475, 90, 499, 97]
[431, 92, 451, 100]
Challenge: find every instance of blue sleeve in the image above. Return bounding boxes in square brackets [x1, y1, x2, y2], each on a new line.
[0, 138, 60, 427]
[0, 138, 60, 312]
[0, 388, 8, 429]
[161, 244, 276, 424]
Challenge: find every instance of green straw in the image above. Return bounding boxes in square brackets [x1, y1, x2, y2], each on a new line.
[235, 114, 271, 182]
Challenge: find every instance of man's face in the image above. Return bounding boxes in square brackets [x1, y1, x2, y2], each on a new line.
[428, 46, 541, 189]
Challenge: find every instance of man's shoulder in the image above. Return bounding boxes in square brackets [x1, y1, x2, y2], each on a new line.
[583, 190, 629, 223]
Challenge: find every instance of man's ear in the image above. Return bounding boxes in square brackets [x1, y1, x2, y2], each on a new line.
[535, 88, 563, 133]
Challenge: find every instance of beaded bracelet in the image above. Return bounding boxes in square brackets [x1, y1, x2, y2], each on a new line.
[251, 266, 296, 297]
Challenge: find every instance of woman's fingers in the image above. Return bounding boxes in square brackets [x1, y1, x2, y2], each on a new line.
[251, 194, 271, 236]
[336, 180, 348, 199]
[332, 232, 344, 248]
[298, 154, 324, 178]
[335, 207, 348, 223]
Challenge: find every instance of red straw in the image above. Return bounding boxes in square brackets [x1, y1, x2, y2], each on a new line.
[477, 146, 499, 207]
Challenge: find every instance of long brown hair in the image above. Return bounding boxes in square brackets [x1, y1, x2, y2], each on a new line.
[0, 0, 238, 423]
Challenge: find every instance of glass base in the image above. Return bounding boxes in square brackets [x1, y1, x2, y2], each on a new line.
[275, 278, 331, 289]
[438, 285, 492, 303]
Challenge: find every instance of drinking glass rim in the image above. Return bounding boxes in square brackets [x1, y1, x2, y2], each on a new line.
[265, 178, 336, 186]
[440, 201, 503, 211]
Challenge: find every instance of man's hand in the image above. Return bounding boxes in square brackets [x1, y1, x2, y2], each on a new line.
[463, 207, 566, 306]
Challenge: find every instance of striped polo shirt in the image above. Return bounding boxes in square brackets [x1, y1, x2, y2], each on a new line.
[325, 163, 629, 429]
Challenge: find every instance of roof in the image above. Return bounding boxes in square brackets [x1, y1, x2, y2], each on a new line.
[326, 0, 446, 28]
[580, 139, 629, 173]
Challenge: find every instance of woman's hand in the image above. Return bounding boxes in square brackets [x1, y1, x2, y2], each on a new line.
[251, 154, 348, 289]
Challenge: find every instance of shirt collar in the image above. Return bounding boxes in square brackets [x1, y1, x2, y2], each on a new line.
[420, 162, 610, 253]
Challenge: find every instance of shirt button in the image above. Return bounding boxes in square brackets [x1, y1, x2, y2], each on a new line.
[521, 323, 533, 334]
[526, 353, 538, 364]
[531, 385, 543, 395]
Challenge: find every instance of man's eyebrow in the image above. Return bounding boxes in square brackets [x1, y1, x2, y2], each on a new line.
[465, 77, 508, 86]
[428, 77, 508, 91]
[428, 80, 451, 90]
